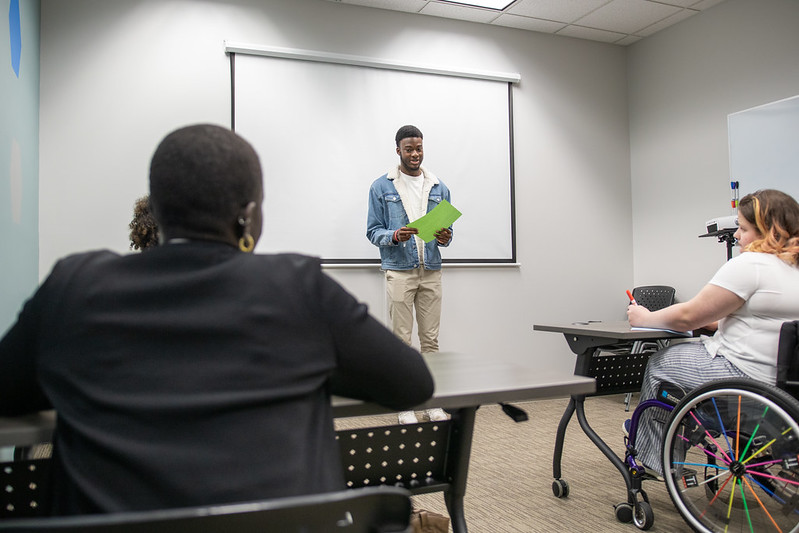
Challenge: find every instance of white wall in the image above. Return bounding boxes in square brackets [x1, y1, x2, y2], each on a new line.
[39, 0, 631, 371]
[628, 0, 799, 301]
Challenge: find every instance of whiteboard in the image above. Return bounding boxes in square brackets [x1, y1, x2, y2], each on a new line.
[231, 51, 516, 263]
[728, 94, 799, 201]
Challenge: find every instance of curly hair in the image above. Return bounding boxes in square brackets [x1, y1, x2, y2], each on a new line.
[738, 189, 799, 265]
[129, 195, 160, 251]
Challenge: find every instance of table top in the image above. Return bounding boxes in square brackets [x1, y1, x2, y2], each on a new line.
[334, 352, 595, 416]
[0, 410, 56, 448]
[0, 352, 594, 447]
[534, 320, 689, 341]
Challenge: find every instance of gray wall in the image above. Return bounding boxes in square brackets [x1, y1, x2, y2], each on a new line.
[33, 0, 799, 370]
[628, 0, 799, 301]
[38, 0, 632, 371]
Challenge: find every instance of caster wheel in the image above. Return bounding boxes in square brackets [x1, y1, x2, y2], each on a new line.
[552, 479, 569, 498]
[614, 502, 633, 523]
[633, 501, 654, 530]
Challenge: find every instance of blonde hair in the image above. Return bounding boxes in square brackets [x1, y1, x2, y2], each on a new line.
[738, 189, 799, 265]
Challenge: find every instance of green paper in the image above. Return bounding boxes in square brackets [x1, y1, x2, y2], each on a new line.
[407, 199, 462, 242]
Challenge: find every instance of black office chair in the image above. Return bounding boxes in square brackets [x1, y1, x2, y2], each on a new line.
[0, 486, 413, 533]
[623, 285, 676, 411]
[584, 284, 675, 411]
[627, 285, 676, 350]
[776, 319, 799, 394]
[629, 285, 676, 312]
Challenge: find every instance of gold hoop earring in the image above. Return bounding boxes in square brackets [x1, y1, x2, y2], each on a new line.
[238, 234, 254, 253]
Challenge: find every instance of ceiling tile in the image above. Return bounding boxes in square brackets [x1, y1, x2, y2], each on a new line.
[507, 0, 612, 23]
[557, 24, 625, 43]
[635, 7, 696, 36]
[615, 34, 642, 45]
[575, 0, 682, 34]
[491, 13, 567, 32]
[420, 2, 501, 23]
[691, 0, 728, 9]
[323, 0, 730, 46]
[449, 0, 516, 8]
[331, 0, 428, 13]
[656, 0, 702, 6]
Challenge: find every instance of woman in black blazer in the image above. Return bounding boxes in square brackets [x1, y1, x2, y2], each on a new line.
[0, 124, 434, 515]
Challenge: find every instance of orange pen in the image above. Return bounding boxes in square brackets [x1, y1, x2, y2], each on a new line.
[626, 290, 637, 305]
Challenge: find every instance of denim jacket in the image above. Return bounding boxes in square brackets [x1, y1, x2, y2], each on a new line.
[366, 166, 452, 271]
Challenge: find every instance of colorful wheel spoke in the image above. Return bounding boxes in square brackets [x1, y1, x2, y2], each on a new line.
[747, 469, 799, 486]
[724, 478, 736, 532]
[742, 475, 783, 532]
[698, 473, 736, 521]
[689, 410, 735, 465]
[676, 434, 731, 467]
[663, 384, 799, 533]
[736, 395, 742, 462]
[742, 426, 792, 466]
[746, 457, 787, 469]
[745, 474, 784, 505]
[710, 397, 736, 461]
[737, 478, 754, 533]
[740, 407, 773, 461]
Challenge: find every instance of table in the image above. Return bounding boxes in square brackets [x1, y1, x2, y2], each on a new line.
[0, 352, 594, 532]
[533, 321, 690, 518]
[0, 412, 56, 449]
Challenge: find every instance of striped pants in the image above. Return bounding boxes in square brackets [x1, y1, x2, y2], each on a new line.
[633, 341, 747, 474]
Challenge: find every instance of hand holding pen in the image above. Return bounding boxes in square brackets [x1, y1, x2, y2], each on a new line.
[626, 290, 637, 305]
[626, 289, 651, 326]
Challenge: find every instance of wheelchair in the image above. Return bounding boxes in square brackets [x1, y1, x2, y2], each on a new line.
[622, 321, 799, 532]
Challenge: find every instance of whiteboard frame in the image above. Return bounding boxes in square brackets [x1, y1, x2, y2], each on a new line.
[224, 41, 521, 84]
[225, 42, 520, 265]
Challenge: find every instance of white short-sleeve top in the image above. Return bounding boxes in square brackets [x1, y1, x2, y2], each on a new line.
[703, 251, 799, 383]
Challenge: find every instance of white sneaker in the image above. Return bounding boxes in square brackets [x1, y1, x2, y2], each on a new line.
[425, 408, 449, 421]
[398, 411, 419, 424]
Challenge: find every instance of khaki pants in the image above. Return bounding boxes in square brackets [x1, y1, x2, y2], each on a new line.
[385, 268, 442, 353]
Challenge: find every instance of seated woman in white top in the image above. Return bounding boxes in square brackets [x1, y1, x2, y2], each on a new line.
[627, 188, 799, 474]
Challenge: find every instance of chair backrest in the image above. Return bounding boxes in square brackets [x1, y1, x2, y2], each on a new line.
[337, 420, 451, 492]
[0, 487, 412, 533]
[776, 320, 799, 395]
[632, 285, 676, 312]
[1, 457, 51, 519]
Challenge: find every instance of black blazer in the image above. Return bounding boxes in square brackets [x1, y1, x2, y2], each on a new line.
[0, 241, 433, 515]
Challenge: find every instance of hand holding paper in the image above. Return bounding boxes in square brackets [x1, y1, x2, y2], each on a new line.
[393, 226, 418, 242]
[407, 199, 462, 243]
[434, 228, 452, 245]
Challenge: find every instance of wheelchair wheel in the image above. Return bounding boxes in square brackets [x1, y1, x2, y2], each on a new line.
[662, 378, 799, 533]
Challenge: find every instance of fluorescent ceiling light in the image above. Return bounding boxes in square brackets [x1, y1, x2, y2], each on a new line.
[445, 0, 515, 9]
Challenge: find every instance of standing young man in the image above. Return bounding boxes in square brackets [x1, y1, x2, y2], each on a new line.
[367, 125, 453, 424]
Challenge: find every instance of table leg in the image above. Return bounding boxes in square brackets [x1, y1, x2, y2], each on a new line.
[443, 406, 477, 533]
[573, 396, 632, 495]
[552, 396, 576, 480]
[552, 344, 595, 482]
[554, 344, 634, 499]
